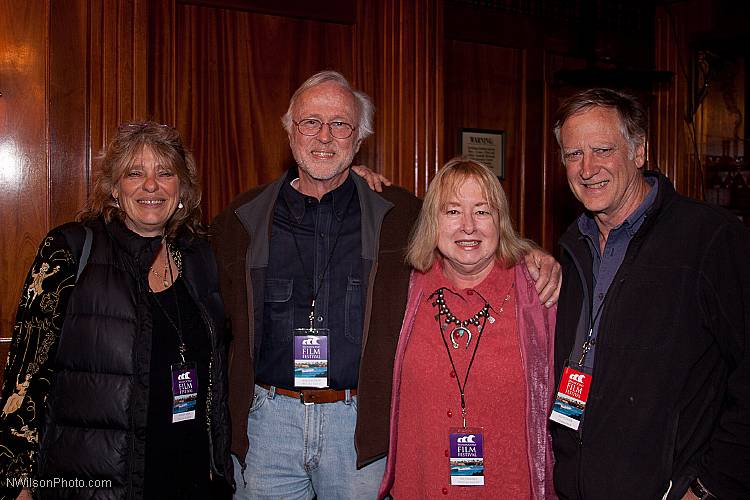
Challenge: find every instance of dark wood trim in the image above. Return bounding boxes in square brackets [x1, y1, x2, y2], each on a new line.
[49, 0, 89, 227]
[178, 0, 355, 24]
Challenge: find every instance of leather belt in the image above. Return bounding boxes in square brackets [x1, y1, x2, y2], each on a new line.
[258, 383, 357, 404]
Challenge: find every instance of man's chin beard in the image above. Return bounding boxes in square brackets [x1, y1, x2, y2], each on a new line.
[295, 159, 353, 182]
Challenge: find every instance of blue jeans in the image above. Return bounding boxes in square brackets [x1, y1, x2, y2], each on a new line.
[233, 385, 386, 499]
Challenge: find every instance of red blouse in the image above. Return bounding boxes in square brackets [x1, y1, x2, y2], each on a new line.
[391, 260, 531, 498]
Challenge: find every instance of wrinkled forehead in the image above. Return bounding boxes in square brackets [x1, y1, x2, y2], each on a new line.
[561, 106, 628, 144]
[293, 82, 360, 121]
[116, 144, 178, 180]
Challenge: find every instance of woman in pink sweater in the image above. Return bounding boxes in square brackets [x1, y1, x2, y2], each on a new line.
[378, 158, 557, 499]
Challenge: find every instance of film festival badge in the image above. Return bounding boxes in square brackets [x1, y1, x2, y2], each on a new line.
[170, 362, 198, 423]
[449, 430, 485, 486]
[549, 366, 592, 431]
[293, 328, 329, 388]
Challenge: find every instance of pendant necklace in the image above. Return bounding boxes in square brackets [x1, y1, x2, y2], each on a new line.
[430, 281, 515, 427]
[150, 241, 181, 290]
[432, 288, 491, 349]
[148, 241, 187, 362]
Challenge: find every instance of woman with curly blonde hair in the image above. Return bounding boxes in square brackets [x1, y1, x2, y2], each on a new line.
[0, 122, 233, 500]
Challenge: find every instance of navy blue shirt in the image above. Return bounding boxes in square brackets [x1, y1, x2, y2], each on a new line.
[255, 172, 364, 390]
[573, 177, 658, 371]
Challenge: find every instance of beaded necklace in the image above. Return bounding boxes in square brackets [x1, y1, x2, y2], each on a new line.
[430, 281, 515, 427]
[432, 284, 512, 349]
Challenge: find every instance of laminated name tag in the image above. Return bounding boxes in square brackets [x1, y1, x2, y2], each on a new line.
[294, 328, 329, 388]
[549, 366, 592, 431]
[171, 362, 198, 423]
[449, 428, 485, 486]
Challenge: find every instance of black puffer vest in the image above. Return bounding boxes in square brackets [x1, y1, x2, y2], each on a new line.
[38, 218, 232, 499]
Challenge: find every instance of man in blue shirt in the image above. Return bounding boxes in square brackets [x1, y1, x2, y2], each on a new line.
[551, 88, 750, 500]
[213, 70, 563, 500]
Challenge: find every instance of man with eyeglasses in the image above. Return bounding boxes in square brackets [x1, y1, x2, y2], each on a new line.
[211, 70, 562, 499]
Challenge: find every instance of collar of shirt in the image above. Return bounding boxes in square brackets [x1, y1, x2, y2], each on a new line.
[578, 175, 659, 255]
[280, 170, 356, 224]
[422, 258, 514, 313]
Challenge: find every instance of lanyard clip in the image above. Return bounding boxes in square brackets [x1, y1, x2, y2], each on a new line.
[577, 328, 595, 367]
[308, 298, 316, 329]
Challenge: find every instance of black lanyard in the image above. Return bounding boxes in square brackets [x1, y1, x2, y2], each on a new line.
[431, 287, 490, 429]
[286, 190, 354, 328]
[149, 243, 187, 363]
[575, 289, 607, 368]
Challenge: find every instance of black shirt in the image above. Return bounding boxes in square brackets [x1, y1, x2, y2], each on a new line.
[145, 278, 212, 499]
[256, 171, 364, 390]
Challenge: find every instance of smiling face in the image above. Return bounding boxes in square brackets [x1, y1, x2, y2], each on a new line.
[288, 81, 362, 198]
[437, 176, 500, 287]
[111, 145, 181, 237]
[560, 106, 648, 229]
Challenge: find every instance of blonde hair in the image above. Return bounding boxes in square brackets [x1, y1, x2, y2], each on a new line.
[406, 157, 534, 271]
[78, 121, 203, 237]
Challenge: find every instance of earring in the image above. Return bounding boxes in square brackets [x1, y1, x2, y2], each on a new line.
[114, 197, 120, 208]
[178, 200, 184, 209]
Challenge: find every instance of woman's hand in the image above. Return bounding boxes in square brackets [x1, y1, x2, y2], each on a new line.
[351, 165, 392, 192]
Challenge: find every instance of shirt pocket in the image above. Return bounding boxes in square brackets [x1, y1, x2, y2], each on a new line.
[264, 278, 294, 344]
[344, 276, 363, 345]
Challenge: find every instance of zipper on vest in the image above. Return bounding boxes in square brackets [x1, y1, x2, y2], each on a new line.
[207, 356, 216, 478]
[204, 320, 218, 478]
[194, 298, 219, 480]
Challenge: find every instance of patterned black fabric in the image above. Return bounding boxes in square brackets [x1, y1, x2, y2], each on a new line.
[0, 229, 76, 499]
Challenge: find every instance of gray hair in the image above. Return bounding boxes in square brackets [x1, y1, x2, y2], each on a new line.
[553, 88, 647, 162]
[281, 70, 375, 143]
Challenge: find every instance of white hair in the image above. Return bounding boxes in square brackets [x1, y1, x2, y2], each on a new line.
[281, 70, 375, 143]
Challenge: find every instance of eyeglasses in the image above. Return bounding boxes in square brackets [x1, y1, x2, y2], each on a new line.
[293, 119, 356, 139]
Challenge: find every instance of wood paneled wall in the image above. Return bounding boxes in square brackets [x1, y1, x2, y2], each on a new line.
[442, 4, 570, 248]
[149, 0, 443, 220]
[167, 2, 356, 218]
[1, 0, 730, 381]
[359, 0, 444, 196]
[1, 0, 49, 365]
[0, 0, 150, 369]
[653, 2, 701, 199]
[0, 0, 446, 376]
[444, 41, 526, 231]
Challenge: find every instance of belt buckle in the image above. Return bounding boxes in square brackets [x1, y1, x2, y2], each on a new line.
[300, 392, 314, 405]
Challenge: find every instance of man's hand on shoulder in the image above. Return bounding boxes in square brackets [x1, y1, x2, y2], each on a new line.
[352, 165, 392, 192]
[524, 249, 561, 308]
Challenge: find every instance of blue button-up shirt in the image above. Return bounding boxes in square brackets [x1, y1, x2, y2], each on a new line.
[256, 172, 363, 389]
[575, 177, 658, 371]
